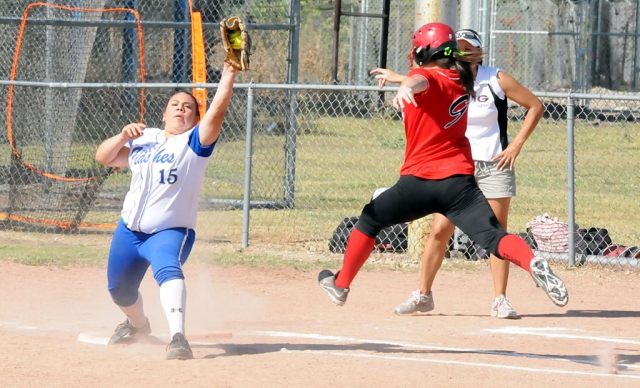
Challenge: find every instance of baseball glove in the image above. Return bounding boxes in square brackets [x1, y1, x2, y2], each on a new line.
[220, 16, 250, 71]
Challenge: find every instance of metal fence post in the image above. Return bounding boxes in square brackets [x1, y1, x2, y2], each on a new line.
[567, 94, 576, 267]
[635, 0, 640, 90]
[284, 91, 298, 209]
[489, 0, 498, 68]
[172, 0, 187, 84]
[242, 85, 255, 248]
[284, 0, 301, 209]
[480, 0, 490, 54]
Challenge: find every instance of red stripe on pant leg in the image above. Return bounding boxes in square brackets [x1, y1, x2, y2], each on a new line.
[334, 228, 376, 289]
[497, 234, 535, 273]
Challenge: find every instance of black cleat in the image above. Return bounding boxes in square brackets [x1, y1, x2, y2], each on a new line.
[166, 332, 194, 360]
[108, 318, 151, 345]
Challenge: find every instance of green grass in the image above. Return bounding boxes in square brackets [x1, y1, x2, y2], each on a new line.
[0, 238, 488, 272]
[0, 233, 414, 271]
[2, 113, 640, 267]
[214, 116, 640, 247]
[0, 245, 108, 267]
[195, 250, 345, 270]
[0, 143, 104, 171]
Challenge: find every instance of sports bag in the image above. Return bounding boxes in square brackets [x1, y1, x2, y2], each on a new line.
[328, 216, 408, 254]
[527, 213, 586, 254]
[579, 227, 612, 256]
[603, 245, 640, 259]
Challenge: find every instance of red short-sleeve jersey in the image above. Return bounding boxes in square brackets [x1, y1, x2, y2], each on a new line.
[399, 67, 474, 179]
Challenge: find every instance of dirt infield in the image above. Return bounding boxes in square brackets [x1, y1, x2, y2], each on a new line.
[1, 259, 639, 388]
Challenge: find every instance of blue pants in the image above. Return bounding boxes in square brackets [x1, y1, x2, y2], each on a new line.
[107, 219, 195, 307]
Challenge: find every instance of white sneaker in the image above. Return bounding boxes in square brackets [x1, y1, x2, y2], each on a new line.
[491, 295, 518, 319]
[318, 269, 349, 306]
[393, 290, 435, 315]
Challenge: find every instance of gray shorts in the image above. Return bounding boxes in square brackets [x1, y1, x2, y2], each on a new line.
[474, 160, 516, 199]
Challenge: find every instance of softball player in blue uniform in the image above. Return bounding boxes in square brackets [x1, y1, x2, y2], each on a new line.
[95, 62, 237, 360]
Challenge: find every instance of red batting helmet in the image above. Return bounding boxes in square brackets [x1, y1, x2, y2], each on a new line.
[411, 22, 457, 66]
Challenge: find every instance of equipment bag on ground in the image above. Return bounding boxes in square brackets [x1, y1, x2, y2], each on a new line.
[328, 216, 408, 254]
[527, 213, 587, 253]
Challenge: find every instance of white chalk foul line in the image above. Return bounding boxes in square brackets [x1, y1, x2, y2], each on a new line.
[252, 331, 640, 378]
[251, 330, 587, 359]
[484, 327, 640, 345]
[277, 349, 640, 380]
[483, 327, 640, 371]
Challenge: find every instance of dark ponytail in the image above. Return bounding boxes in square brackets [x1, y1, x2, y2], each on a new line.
[431, 54, 476, 99]
[453, 49, 483, 99]
[454, 61, 475, 98]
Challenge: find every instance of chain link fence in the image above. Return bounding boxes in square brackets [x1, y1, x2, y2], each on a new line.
[3, 0, 640, 87]
[1, 80, 638, 271]
[0, 0, 639, 271]
[486, 0, 640, 94]
[0, 0, 296, 232]
[296, 0, 640, 93]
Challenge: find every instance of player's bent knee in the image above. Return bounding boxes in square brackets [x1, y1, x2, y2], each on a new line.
[154, 267, 185, 286]
[109, 285, 138, 307]
[430, 226, 453, 241]
[357, 206, 384, 238]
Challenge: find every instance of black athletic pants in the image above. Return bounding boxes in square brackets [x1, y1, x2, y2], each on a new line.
[356, 174, 507, 256]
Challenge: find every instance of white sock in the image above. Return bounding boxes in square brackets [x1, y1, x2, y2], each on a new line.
[119, 292, 148, 328]
[160, 278, 186, 337]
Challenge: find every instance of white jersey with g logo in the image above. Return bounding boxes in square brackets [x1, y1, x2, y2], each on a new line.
[121, 125, 215, 234]
[465, 65, 508, 161]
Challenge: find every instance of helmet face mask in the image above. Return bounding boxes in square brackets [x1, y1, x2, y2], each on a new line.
[412, 22, 457, 66]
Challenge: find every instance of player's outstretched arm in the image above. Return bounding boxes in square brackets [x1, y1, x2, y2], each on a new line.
[393, 75, 428, 110]
[198, 62, 238, 146]
[95, 123, 146, 167]
[370, 68, 407, 89]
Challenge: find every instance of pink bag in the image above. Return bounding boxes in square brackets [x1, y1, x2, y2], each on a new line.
[527, 213, 586, 254]
[603, 245, 640, 259]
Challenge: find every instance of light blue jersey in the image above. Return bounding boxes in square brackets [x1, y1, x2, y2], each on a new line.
[121, 125, 215, 233]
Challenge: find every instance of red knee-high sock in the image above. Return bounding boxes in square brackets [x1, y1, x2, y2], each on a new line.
[497, 234, 535, 273]
[334, 228, 376, 289]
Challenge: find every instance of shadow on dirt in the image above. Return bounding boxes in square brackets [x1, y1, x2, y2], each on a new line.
[198, 342, 640, 372]
[519, 310, 640, 319]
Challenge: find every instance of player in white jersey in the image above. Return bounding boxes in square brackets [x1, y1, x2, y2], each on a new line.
[370, 29, 544, 318]
[95, 62, 237, 359]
